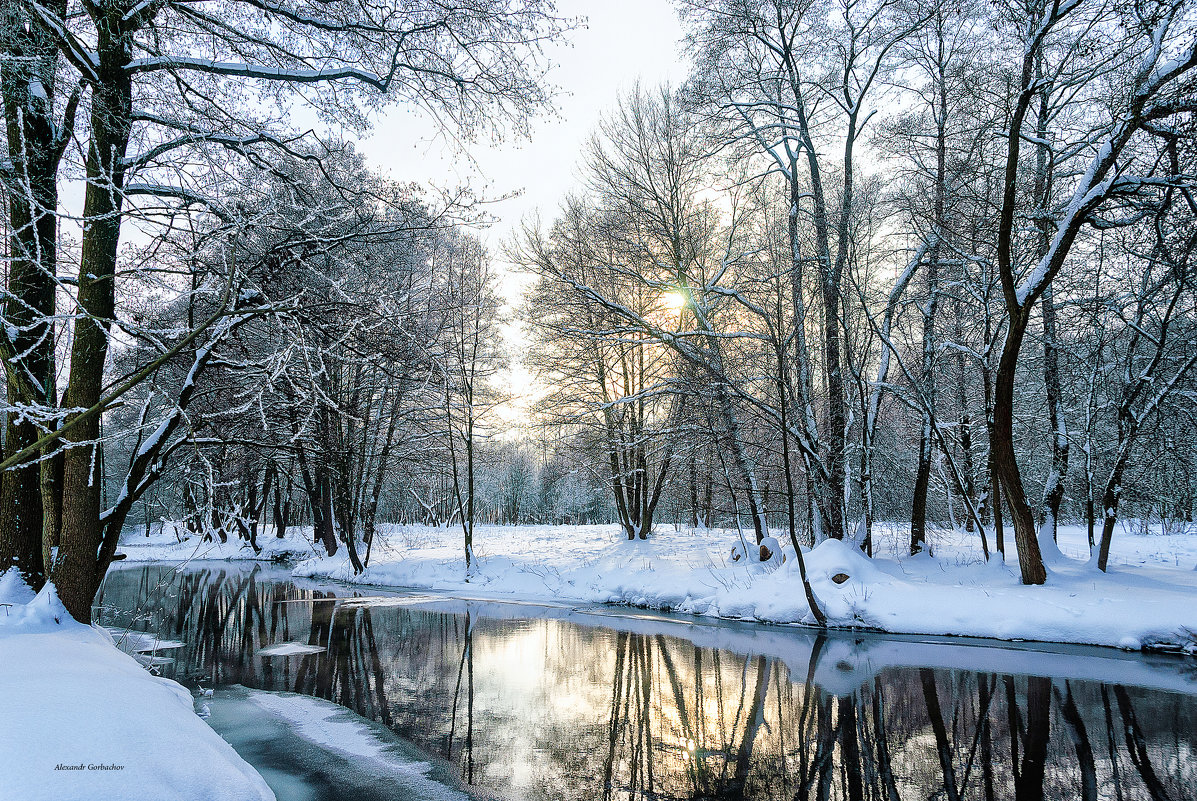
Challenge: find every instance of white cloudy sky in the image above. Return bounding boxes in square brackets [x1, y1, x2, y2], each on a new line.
[357, 0, 689, 252]
[355, 0, 691, 426]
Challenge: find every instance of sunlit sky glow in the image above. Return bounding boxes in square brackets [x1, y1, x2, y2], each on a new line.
[356, 0, 691, 429]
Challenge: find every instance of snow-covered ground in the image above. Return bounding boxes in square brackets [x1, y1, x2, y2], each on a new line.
[119, 520, 1197, 653]
[118, 522, 322, 563]
[0, 571, 274, 801]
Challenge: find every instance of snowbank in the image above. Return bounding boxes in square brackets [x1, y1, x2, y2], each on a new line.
[122, 521, 1197, 653]
[337, 592, 1197, 697]
[117, 522, 321, 564]
[0, 572, 274, 801]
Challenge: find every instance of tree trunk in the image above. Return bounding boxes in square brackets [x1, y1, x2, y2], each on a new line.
[911, 422, 935, 554]
[272, 466, 288, 538]
[40, 446, 63, 576]
[981, 312, 1005, 556]
[790, 74, 844, 540]
[52, 10, 135, 622]
[911, 49, 948, 554]
[787, 162, 831, 542]
[715, 382, 766, 543]
[0, 0, 71, 590]
[688, 457, 700, 528]
[363, 401, 401, 555]
[992, 312, 1047, 584]
[1096, 462, 1126, 572]
[954, 303, 978, 533]
[315, 469, 338, 557]
[1031, 73, 1068, 543]
[1039, 285, 1069, 541]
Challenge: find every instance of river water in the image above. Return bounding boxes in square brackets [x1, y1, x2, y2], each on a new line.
[96, 562, 1197, 801]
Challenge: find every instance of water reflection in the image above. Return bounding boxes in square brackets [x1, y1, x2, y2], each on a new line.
[97, 564, 1197, 801]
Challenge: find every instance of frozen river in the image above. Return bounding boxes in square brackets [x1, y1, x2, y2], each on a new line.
[97, 562, 1197, 800]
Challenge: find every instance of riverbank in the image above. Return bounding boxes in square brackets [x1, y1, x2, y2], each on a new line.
[0, 571, 274, 801]
[119, 521, 1197, 653]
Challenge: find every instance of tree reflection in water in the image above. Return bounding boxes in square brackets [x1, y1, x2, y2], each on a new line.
[97, 564, 1197, 801]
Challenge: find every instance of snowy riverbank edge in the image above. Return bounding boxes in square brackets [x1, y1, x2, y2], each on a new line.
[0, 571, 275, 801]
[119, 522, 1197, 654]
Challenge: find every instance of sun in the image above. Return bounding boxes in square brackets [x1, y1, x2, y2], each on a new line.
[662, 289, 688, 315]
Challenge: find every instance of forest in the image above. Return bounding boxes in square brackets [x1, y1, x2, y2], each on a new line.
[1, 0, 1195, 626]
[4, 2, 1197, 800]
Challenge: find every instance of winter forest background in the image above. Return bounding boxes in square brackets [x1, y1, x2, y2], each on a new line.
[2, 0, 1196, 622]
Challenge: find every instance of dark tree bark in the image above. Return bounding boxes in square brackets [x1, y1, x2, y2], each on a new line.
[51, 1, 136, 622]
[1032, 78, 1068, 542]
[954, 303, 979, 533]
[0, 0, 74, 590]
[911, 26, 949, 554]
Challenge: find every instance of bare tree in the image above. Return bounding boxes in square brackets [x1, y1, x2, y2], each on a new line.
[989, 0, 1197, 584]
[439, 235, 502, 573]
[1, 0, 568, 620]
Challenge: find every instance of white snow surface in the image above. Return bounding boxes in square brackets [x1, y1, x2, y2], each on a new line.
[119, 521, 1197, 652]
[118, 522, 322, 562]
[0, 572, 274, 801]
[242, 689, 467, 800]
[256, 641, 326, 656]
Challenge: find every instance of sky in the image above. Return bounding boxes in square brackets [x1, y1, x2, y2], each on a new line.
[358, 0, 690, 256]
[355, 0, 692, 428]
